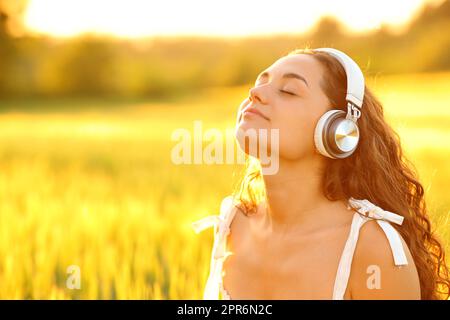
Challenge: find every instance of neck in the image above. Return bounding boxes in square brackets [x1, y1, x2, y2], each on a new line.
[261, 155, 332, 234]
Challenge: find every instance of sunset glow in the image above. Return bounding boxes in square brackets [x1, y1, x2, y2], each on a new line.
[24, 0, 443, 38]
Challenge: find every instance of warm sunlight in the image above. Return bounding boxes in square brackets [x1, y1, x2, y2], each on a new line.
[24, 0, 443, 38]
[2, 0, 450, 302]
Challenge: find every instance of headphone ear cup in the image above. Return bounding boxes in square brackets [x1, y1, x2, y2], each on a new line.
[314, 110, 343, 159]
[314, 110, 346, 159]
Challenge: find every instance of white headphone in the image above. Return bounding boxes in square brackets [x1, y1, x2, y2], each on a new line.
[313, 48, 365, 159]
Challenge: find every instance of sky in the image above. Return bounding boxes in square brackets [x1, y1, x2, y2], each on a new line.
[24, 0, 444, 38]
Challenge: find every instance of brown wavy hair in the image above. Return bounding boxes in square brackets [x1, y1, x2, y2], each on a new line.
[232, 48, 450, 300]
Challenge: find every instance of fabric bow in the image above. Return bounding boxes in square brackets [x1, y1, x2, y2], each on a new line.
[348, 197, 408, 266]
[348, 197, 404, 225]
[191, 196, 234, 260]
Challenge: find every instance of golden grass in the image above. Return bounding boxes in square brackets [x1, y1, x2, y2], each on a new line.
[0, 72, 448, 299]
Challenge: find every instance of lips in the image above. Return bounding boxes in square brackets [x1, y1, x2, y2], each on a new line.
[241, 106, 270, 121]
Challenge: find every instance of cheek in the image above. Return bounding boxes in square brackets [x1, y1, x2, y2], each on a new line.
[275, 112, 318, 159]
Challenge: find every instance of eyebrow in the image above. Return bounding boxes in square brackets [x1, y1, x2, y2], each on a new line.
[256, 71, 309, 87]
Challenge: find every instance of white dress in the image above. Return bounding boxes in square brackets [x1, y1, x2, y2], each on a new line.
[192, 196, 408, 300]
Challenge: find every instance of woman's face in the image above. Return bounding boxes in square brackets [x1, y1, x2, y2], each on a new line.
[236, 54, 331, 161]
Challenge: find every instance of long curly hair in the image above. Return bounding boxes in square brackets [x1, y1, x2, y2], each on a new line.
[232, 48, 450, 300]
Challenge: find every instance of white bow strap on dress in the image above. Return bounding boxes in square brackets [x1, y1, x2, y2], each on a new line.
[347, 197, 408, 266]
[348, 197, 404, 225]
[191, 196, 236, 299]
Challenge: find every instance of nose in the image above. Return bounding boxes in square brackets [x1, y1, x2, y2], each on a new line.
[248, 85, 268, 104]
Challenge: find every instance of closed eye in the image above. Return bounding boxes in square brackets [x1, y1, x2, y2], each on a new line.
[279, 90, 296, 96]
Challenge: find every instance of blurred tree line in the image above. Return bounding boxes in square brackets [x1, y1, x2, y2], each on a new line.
[0, 0, 449, 99]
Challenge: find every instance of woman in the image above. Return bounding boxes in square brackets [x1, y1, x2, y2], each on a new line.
[192, 48, 450, 300]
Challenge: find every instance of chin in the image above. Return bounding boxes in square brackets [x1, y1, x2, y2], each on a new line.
[235, 124, 275, 160]
[236, 117, 267, 133]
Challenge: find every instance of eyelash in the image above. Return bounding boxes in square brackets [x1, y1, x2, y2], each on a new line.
[252, 83, 296, 96]
[279, 90, 296, 96]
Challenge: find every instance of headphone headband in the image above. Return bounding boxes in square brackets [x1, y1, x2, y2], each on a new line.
[314, 48, 365, 109]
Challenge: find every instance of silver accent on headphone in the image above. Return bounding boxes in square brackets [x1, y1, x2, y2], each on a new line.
[334, 119, 360, 152]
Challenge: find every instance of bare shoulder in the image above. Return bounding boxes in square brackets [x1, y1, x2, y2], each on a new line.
[227, 200, 264, 245]
[228, 200, 251, 232]
[349, 219, 421, 299]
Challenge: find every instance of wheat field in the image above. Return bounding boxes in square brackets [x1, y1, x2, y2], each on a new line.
[0, 73, 449, 299]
